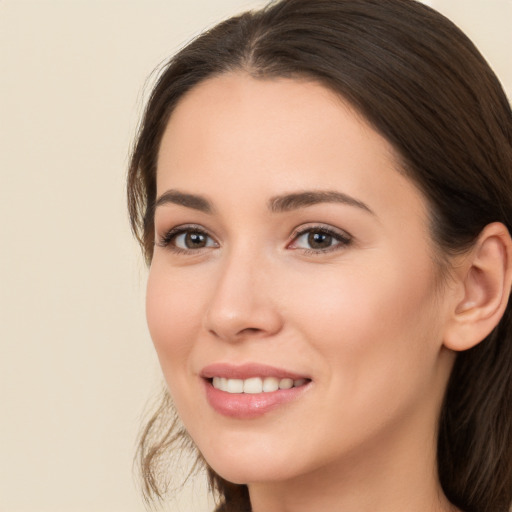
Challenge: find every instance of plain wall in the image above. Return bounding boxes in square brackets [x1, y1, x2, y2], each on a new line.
[1, 1, 510, 511]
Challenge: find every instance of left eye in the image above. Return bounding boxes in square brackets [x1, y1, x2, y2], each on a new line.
[173, 230, 217, 250]
[290, 228, 351, 251]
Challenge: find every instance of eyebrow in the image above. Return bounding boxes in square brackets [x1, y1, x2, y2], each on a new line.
[154, 190, 213, 213]
[268, 190, 374, 215]
[154, 189, 374, 216]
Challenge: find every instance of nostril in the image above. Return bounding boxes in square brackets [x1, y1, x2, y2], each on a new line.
[241, 327, 262, 335]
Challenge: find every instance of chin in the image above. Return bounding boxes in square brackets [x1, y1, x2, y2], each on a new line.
[199, 442, 298, 485]
[209, 463, 292, 486]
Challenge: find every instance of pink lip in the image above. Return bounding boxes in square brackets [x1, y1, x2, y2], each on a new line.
[200, 363, 311, 419]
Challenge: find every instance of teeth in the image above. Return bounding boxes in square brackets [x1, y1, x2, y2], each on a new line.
[262, 376, 279, 392]
[244, 377, 263, 394]
[226, 378, 244, 393]
[212, 376, 308, 393]
[279, 378, 293, 389]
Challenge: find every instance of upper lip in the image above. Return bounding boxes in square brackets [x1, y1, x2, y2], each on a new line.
[200, 362, 310, 381]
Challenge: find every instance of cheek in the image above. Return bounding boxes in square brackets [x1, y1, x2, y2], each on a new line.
[285, 255, 442, 384]
[145, 263, 204, 374]
[279, 258, 445, 458]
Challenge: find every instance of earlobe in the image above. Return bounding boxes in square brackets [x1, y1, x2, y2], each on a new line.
[443, 222, 512, 352]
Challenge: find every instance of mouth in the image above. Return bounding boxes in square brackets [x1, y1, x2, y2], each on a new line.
[200, 363, 312, 418]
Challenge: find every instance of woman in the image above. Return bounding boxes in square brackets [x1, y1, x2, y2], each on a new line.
[127, 1, 512, 511]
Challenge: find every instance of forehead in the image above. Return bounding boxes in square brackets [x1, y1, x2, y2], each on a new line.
[156, 72, 427, 224]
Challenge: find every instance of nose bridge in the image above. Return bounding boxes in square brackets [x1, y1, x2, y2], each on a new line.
[204, 244, 282, 341]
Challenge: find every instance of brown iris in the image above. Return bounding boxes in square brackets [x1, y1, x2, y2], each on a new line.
[308, 231, 333, 249]
[184, 232, 208, 248]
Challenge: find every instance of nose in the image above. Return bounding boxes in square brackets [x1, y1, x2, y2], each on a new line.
[203, 252, 283, 342]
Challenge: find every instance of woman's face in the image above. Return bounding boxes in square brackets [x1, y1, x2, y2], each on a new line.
[147, 73, 456, 485]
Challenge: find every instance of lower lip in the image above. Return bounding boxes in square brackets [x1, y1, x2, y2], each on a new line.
[204, 380, 310, 419]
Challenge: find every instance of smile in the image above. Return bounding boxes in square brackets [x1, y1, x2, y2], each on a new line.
[211, 376, 307, 394]
[201, 363, 312, 418]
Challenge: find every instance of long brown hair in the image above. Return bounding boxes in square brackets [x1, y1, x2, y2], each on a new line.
[128, 1, 512, 511]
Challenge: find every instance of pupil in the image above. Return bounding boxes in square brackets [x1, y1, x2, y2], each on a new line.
[308, 232, 332, 249]
[186, 232, 206, 248]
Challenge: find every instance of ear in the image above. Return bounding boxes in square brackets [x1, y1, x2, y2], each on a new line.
[443, 222, 512, 352]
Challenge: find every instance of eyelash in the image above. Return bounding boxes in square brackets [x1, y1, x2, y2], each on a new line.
[156, 224, 352, 255]
[156, 224, 216, 254]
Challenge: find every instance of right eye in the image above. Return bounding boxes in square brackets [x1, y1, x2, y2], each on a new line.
[157, 226, 218, 252]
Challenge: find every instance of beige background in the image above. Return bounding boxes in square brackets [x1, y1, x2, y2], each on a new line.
[1, 1, 510, 511]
